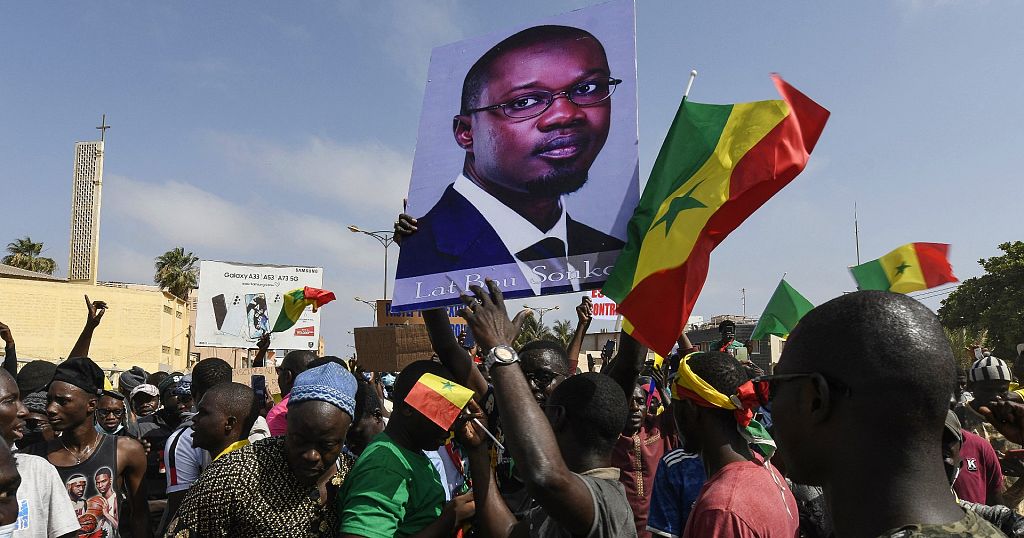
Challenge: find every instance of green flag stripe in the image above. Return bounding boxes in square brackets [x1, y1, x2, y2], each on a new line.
[603, 100, 734, 301]
[850, 260, 890, 291]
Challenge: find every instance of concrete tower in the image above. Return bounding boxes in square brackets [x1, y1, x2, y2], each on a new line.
[68, 116, 109, 284]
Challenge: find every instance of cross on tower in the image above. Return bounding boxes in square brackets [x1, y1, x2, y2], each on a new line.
[96, 114, 110, 142]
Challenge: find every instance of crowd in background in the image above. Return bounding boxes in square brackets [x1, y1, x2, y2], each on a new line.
[2, 282, 1024, 537]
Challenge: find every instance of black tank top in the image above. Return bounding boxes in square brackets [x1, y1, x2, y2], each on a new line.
[41, 433, 122, 538]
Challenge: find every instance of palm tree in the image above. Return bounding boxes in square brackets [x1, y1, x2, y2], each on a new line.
[3, 236, 57, 275]
[944, 326, 989, 372]
[513, 313, 555, 349]
[552, 319, 574, 349]
[155, 247, 199, 301]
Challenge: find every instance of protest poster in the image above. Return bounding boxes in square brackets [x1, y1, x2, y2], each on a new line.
[392, 0, 640, 312]
[195, 260, 324, 350]
[590, 289, 619, 320]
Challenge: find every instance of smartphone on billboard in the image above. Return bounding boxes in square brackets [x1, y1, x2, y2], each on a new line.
[212, 294, 228, 330]
[245, 293, 270, 340]
[251, 375, 267, 406]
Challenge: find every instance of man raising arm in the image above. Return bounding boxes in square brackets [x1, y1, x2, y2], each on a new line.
[461, 279, 636, 537]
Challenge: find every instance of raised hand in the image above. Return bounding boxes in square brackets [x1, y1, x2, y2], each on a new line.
[980, 399, 1024, 445]
[455, 400, 488, 450]
[511, 307, 533, 340]
[576, 296, 593, 325]
[0, 322, 12, 345]
[84, 294, 107, 328]
[460, 280, 515, 352]
[393, 213, 418, 245]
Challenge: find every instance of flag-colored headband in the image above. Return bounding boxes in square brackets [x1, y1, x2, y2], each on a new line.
[670, 353, 768, 428]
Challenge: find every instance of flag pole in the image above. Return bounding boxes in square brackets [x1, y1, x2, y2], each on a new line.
[854, 202, 861, 265]
[683, 70, 698, 100]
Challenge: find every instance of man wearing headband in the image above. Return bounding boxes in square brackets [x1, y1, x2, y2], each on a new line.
[22, 357, 151, 538]
[770, 291, 1002, 536]
[670, 351, 798, 537]
[167, 362, 358, 536]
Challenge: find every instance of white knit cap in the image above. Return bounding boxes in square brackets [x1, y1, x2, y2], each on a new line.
[969, 356, 1011, 382]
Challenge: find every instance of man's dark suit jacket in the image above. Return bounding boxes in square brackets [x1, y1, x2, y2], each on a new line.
[396, 184, 624, 280]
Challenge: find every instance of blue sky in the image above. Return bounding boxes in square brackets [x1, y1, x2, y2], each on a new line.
[2, 1, 1021, 356]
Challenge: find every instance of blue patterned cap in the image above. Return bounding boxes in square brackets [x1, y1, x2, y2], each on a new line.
[288, 362, 357, 418]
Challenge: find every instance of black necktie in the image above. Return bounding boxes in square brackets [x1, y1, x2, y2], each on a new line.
[516, 238, 574, 294]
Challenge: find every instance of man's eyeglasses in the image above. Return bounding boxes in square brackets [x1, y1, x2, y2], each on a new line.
[465, 77, 622, 119]
[524, 370, 567, 391]
[753, 372, 853, 401]
[97, 408, 125, 418]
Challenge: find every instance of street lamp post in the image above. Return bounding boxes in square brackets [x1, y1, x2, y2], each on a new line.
[354, 296, 377, 326]
[524, 305, 559, 326]
[348, 225, 395, 301]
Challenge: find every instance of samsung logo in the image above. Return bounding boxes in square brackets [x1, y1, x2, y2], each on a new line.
[295, 268, 319, 273]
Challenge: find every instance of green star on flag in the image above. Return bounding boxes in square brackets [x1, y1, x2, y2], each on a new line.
[895, 262, 910, 275]
[653, 181, 706, 235]
[441, 381, 455, 391]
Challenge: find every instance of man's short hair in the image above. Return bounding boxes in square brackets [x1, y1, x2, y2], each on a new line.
[687, 352, 749, 396]
[191, 358, 232, 398]
[548, 372, 626, 453]
[392, 360, 454, 405]
[207, 382, 260, 435]
[519, 339, 570, 372]
[94, 467, 112, 480]
[460, 25, 606, 114]
[785, 291, 955, 434]
[281, 350, 318, 373]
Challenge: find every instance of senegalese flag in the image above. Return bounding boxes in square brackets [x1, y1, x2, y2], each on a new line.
[603, 75, 830, 355]
[271, 286, 337, 333]
[405, 373, 475, 430]
[849, 242, 957, 293]
[750, 278, 814, 341]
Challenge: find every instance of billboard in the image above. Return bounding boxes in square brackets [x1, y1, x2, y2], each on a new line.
[195, 261, 323, 350]
[393, 0, 639, 312]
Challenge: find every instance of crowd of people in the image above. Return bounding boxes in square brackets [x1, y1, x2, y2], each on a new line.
[2, 281, 1024, 537]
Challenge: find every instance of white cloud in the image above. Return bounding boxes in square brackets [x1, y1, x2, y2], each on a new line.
[206, 133, 412, 216]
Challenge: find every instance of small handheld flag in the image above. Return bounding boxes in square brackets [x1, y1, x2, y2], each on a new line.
[271, 287, 336, 333]
[750, 279, 814, 341]
[405, 373, 475, 430]
[849, 243, 957, 294]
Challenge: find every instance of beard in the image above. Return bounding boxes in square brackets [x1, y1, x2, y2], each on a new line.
[523, 167, 589, 198]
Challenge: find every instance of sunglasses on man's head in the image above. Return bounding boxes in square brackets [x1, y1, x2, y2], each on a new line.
[752, 372, 853, 401]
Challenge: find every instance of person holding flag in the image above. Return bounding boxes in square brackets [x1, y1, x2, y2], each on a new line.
[337, 361, 476, 538]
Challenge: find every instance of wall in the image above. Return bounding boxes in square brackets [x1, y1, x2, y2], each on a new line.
[0, 277, 190, 373]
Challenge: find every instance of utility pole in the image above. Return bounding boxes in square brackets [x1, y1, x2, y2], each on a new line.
[854, 202, 861, 265]
[741, 288, 747, 318]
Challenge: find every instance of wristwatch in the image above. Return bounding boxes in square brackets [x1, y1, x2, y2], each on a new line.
[485, 345, 519, 370]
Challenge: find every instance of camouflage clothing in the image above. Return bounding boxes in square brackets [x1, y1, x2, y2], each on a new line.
[960, 500, 1024, 538]
[878, 508, 1006, 537]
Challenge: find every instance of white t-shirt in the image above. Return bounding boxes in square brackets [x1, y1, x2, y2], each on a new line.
[164, 416, 270, 494]
[1, 454, 81, 538]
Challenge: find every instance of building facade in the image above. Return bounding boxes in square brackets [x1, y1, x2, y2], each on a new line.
[68, 141, 104, 284]
[0, 266, 190, 374]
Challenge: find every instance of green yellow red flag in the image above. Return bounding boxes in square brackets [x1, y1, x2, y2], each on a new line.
[271, 286, 336, 333]
[849, 242, 957, 293]
[404, 373, 474, 430]
[603, 75, 830, 355]
[749, 278, 814, 341]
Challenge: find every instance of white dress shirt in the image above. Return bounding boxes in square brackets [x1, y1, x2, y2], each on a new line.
[453, 174, 580, 294]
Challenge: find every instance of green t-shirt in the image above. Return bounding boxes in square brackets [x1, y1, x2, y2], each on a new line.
[337, 431, 445, 538]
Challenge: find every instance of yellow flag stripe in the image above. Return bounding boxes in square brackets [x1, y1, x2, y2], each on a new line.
[879, 244, 928, 294]
[630, 100, 790, 287]
[417, 373, 474, 408]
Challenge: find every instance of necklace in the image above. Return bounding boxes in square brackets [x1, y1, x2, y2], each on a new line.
[59, 434, 99, 465]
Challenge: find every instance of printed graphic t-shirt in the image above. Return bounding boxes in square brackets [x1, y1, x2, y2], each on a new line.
[5, 453, 81, 538]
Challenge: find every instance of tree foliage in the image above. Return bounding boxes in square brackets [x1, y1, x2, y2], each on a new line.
[943, 326, 989, 372]
[938, 241, 1024, 361]
[154, 247, 199, 301]
[552, 319, 574, 349]
[513, 312, 554, 349]
[3, 236, 57, 275]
